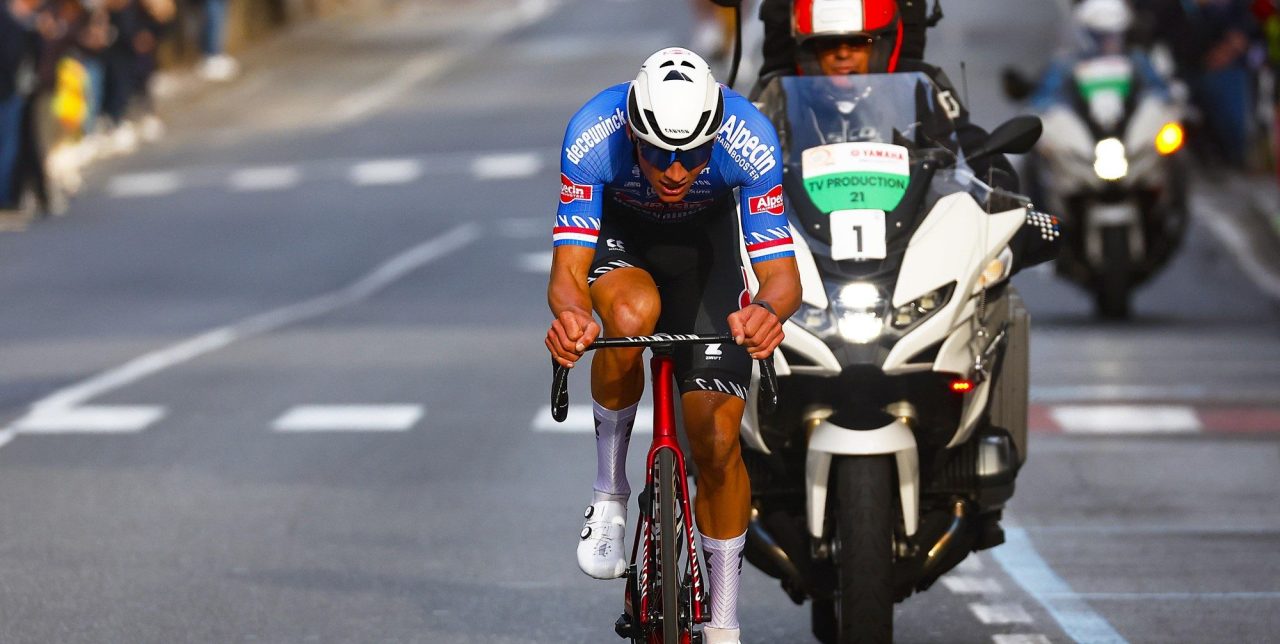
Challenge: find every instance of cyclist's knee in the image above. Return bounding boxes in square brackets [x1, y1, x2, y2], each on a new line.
[600, 294, 660, 337]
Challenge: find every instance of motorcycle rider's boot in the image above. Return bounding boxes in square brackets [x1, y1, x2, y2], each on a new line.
[703, 626, 740, 644]
[577, 499, 627, 579]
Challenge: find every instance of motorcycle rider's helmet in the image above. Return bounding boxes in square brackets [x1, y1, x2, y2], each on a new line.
[1073, 0, 1133, 56]
[792, 0, 903, 75]
[626, 47, 725, 166]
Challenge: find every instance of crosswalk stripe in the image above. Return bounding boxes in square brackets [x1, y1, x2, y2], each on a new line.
[532, 404, 653, 434]
[349, 159, 423, 186]
[12, 405, 165, 433]
[108, 172, 180, 197]
[969, 603, 1034, 625]
[941, 576, 1004, 594]
[272, 405, 423, 432]
[472, 152, 542, 180]
[992, 636, 1053, 644]
[519, 252, 552, 273]
[1050, 405, 1201, 434]
[229, 166, 301, 192]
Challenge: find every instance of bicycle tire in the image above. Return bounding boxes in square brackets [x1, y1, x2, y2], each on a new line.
[658, 449, 681, 643]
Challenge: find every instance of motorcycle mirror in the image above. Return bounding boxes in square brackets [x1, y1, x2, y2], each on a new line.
[968, 115, 1042, 161]
[1000, 67, 1034, 102]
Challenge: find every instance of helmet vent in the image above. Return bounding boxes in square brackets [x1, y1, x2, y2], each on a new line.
[664, 70, 693, 82]
[680, 61, 695, 68]
[659, 60, 675, 68]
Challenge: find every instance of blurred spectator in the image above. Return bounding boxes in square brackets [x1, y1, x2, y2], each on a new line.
[1135, 0, 1259, 167]
[198, 0, 237, 81]
[2, 0, 41, 211]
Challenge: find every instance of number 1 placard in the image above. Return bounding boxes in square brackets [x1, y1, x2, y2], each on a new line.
[830, 209, 887, 261]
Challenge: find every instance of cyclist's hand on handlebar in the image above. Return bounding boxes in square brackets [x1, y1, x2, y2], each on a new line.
[546, 309, 601, 368]
[728, 305, 783, 360]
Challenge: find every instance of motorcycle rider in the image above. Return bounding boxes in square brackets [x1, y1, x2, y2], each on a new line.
[1029, 0, 1170, 113]
[546, 47, 801, 644]
[754, 0, 1059, 288]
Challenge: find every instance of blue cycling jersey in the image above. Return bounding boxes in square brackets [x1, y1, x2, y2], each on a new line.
[555, 82, 794, 264]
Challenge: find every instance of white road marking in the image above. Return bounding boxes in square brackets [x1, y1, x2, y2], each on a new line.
[994, 527, 1128, 643]
[272, 405, 423, 432]
[1195, 194, 1280, 301]
[350, 159, 423, 186]
[1050, 405, 1201, 434]
[472, 152, 542, 180]
[519, 252, 552, 273]
[108, 172, 180, 197]
[12, 405, 165, 433]
[941, 576, 1003, 594]
[327, 0, 560, 125]
[330, 51, 454, 124]
[993, 636, 1053, 644]
[956, 556, 985, 573]
[532, 404, 653, 434]
[0, 224, 481, 447]
[969, 603, 1033, 624]
[229, 166, 301, 192]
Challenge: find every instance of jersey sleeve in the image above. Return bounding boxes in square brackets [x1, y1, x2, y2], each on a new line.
[717, 92, 795, 264]
[554, 84, 629, 250]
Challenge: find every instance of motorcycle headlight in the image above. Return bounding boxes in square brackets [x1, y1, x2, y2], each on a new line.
[891, 282, 956, 330]
[832, 283, 885, 344]
[1093, 137, 1128, 181]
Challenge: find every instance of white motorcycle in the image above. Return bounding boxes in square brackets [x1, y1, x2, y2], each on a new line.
[1013, 52, 1188, 319]
[739, 72, 1043, 643]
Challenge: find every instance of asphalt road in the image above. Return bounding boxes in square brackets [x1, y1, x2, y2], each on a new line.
[0, 0, 1277, 642]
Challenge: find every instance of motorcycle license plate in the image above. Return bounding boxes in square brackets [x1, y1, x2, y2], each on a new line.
[830, 209, 887, 261]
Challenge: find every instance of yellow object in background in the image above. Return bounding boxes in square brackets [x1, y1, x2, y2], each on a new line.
[51, 57, 90, 138]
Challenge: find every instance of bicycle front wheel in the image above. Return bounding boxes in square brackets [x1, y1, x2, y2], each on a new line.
[658, 448, 681, 643]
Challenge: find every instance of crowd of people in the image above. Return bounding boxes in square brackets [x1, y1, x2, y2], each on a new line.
[0, 0, 235, 216]
[1125, 0, 1280, 170]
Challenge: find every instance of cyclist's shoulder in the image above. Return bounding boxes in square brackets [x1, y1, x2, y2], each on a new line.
[563, 83, 631, 179]
[714, 86, 781, 187]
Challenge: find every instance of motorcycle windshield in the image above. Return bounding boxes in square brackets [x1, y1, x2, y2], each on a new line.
[765, 73, 996, 270]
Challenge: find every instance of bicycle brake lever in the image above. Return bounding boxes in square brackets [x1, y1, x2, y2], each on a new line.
[551, 360, 570, 422]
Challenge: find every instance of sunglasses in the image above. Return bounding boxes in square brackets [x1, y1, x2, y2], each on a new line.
[636, 139, 716, 171]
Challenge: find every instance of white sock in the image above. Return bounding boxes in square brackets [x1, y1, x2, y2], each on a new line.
[592, 400, 638, 503]
[701, 530, 746, 630]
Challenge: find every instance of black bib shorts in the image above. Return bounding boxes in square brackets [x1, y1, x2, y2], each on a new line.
[588, 198, 754, 400]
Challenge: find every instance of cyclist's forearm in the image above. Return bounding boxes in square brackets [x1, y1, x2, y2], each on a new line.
[751, 258, 802, 321]
[547, 246, 595, 318]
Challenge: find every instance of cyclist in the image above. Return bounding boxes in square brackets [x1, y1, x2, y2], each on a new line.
[545, 47, 801, 644]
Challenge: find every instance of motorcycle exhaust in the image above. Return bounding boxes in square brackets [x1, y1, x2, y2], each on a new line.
[744, 506, 809, 605]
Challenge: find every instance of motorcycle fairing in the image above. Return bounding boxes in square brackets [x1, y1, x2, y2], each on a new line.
[806, 419, 920, 537]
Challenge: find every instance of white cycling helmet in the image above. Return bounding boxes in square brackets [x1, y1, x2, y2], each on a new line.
[627, 47, 725, 151]
[1074, 0, 1133, 34]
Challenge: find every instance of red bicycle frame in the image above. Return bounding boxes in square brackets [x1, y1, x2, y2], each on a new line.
[549, 332, 777, 643]
[631, 352, 708, 631]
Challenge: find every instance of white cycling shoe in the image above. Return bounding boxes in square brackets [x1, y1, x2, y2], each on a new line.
[703, 627, 741, 644]
[577, 499, 628, 579]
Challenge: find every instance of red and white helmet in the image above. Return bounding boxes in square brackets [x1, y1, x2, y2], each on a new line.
[793, 0, 903, 74]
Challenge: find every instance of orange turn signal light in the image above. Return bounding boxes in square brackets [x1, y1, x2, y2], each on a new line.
[950, 379, 974, 393]
[1155, 122, 1184, 156]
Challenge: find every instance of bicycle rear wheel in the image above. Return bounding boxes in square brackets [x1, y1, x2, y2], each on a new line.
[658, 449, 681, 643]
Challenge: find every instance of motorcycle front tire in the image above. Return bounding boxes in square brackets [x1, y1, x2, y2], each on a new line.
[834, 455, 895, 644]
